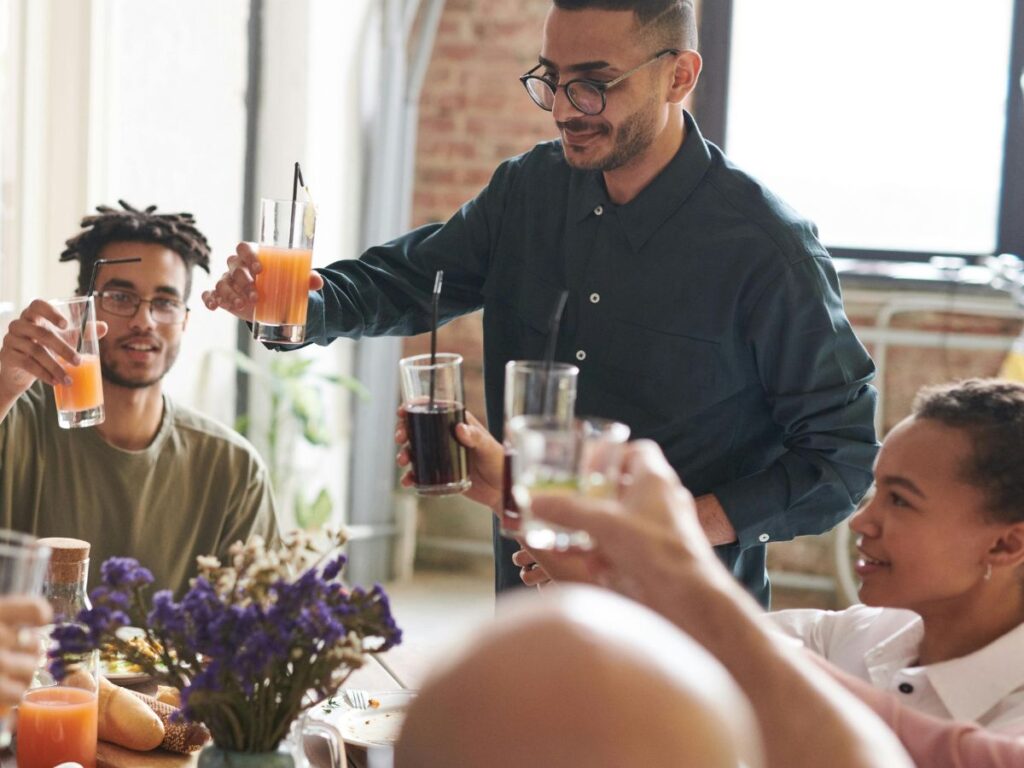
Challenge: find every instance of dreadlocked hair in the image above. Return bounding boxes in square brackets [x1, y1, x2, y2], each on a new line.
[60, 200, 212, 298]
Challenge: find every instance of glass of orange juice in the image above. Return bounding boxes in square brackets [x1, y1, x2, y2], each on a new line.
[253, 197, 316, 345]
[48, 296, 104, 429]
[17, 626, 99, 768]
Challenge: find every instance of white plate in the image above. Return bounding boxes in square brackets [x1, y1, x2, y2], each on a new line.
[101, 627, 157, 685]
[322, 691, 416, 749]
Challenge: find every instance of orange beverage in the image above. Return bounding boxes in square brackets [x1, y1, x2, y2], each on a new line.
[17, 686, 97, 768]
[254, 246, 313, 327]
[54, 353, 103, 413]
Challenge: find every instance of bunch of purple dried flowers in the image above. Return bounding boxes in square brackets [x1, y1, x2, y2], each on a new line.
[51, 529, 401, 752]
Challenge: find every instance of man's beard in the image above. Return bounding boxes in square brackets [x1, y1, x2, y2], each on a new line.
[100, 343, 179, 389]
[560, 99, 659, 172]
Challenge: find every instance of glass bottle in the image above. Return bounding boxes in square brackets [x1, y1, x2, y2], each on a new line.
[37, 537, 92, 623]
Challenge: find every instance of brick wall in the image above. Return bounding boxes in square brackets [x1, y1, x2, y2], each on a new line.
[404, 0, 554, 425]
[405, 1, 1024, 605]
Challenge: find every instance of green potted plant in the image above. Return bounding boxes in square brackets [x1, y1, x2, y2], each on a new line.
[232, 352, 369, 530]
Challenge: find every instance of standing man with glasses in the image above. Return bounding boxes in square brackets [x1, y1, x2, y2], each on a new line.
[205, 0, 877, 607]
[0, 201, 279, 596]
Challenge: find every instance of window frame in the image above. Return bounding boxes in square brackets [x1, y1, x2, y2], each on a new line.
[693, 0, 1024, 263]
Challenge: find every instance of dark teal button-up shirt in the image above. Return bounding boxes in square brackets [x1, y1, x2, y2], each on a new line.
[307, 112, 878, 606]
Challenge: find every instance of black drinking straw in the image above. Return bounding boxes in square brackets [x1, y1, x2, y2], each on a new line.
[541, 290, 570, 413]
[78, 257, 142, 351]
[428, 270, 444, 409]
[288, 162, 305, 247]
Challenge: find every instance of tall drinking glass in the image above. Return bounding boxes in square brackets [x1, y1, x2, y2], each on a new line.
[500, 361, 578, 536]
[49, 297, 104, 429]
[253, 198, 316, 345]
[399, 353, 471, 496]
[17, 624, 98, 768]
[0, 531, 51, 749]
[509, 416, 629, 550]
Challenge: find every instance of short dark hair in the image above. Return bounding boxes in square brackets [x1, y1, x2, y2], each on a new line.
[912, 378, 1024, 524]
[552, 0, 698, 51]
[60, 200, 212, 299]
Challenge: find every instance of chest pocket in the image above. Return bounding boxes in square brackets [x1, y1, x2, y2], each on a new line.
[589, 319, 721, 421]
[482, 270, 568, 358]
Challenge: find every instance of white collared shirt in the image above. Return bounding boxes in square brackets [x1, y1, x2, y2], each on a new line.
[767, 604, 1024, 734]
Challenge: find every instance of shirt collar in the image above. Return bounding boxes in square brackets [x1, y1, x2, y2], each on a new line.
[863, 616, 924, 687]
[925, 622, 1024, 723]
[568, 110, 713, 252]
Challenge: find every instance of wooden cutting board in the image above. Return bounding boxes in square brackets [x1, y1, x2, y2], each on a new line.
[97, 741, 199, 767]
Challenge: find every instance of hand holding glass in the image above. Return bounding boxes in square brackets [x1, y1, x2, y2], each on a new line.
[509, 416, 629, 550]
[253, 198, 316, 345]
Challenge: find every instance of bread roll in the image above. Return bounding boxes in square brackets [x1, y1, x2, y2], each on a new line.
[97, 676, 165, 751]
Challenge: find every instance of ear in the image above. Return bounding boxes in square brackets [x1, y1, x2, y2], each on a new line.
[667, 50, 702, 104]
[988, 523, 1024, 569]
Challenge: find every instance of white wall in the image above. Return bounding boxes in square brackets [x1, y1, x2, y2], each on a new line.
[92, 0, 250, 423]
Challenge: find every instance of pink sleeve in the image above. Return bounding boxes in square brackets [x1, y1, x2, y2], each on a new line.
[828, 662, 1022, 768]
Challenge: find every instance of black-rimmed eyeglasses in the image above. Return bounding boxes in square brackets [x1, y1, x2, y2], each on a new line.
[520, 48, 679, 116]
[96, 289, 188, 324]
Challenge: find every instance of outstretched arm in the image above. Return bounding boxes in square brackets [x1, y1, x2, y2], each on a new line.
[531, 441, 911, 768]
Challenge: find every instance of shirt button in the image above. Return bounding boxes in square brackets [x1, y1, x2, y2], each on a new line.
[576, 350, 587, 361]
[898, 683, 914, 694]
[757, 533, 770, 543]
[594, 205, 603, 216]
[589, 293, 600, 304]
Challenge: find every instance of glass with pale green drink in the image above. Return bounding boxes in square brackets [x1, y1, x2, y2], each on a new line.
[508, 415, 630, 550]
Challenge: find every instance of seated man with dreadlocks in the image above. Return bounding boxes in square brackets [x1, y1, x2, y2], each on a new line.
[0, 201, 279, 596]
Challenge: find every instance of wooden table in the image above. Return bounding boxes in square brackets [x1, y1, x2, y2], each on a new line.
[98, 742, 199, 767]
[74, 638, 430, 768]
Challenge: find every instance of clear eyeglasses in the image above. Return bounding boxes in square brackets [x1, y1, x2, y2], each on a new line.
[519, 48, 679, 116]
[95, 289, 188, 324]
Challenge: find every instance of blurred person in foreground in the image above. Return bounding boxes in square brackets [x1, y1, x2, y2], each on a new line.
[495, 381, 1024, 765]
[0, 596, 50, 709]
[204, 0, 877, 608]
[396, 575, 912, 767]
[0, 202, 279, 596]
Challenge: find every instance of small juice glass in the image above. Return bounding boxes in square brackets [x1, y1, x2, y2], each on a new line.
[253, 198, 316, 345]
[49, 296, 104, 429]
[17, 625, 98, 768]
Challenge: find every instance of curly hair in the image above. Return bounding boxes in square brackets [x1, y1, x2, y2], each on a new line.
[60, 200, 212, 299]
[912, 378, 1024, 524]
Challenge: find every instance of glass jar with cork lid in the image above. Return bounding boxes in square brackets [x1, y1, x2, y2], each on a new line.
[38, 537, 92, 623]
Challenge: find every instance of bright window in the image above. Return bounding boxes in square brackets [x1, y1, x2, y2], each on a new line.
[698, 1, 1023, 259]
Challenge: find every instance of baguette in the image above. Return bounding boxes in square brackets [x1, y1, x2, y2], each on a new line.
[128, 689, 210, 754]
[97, 676, 165, 751]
